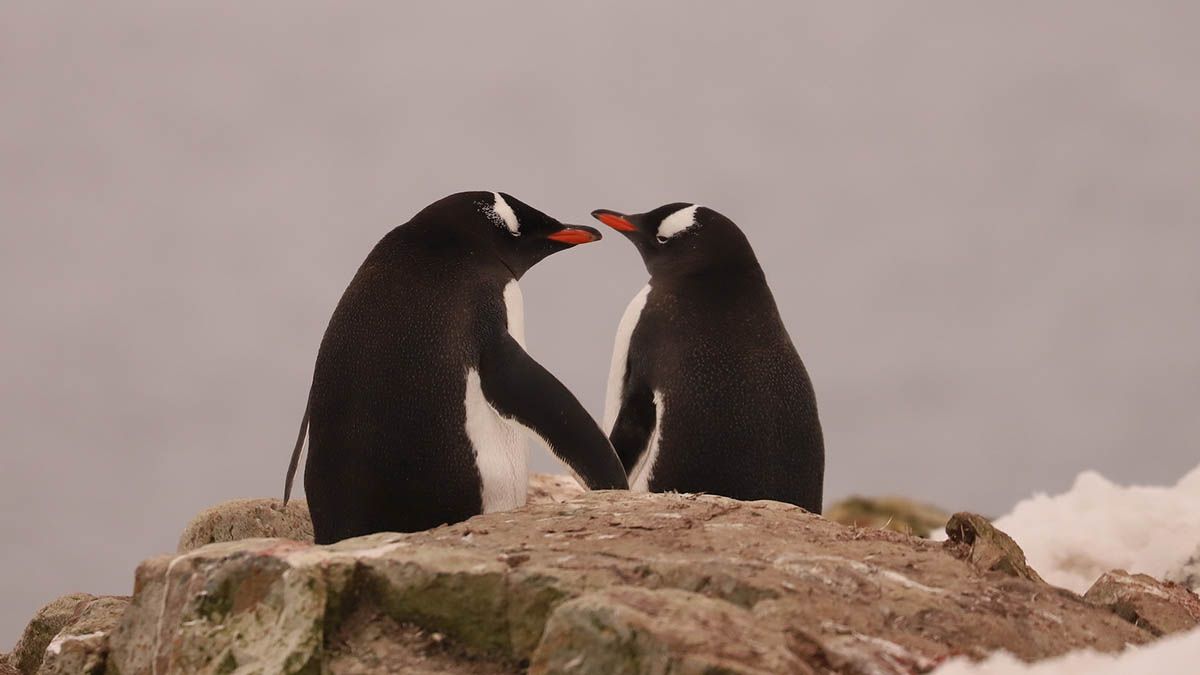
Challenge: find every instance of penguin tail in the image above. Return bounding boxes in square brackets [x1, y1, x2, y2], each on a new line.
[283, 395, 310, 505]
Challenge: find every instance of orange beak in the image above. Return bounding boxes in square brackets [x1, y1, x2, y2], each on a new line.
[591, 209, 636, 232]
[546, 225, 602, 245]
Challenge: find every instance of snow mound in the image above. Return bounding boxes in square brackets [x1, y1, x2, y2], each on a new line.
[992, 464, 1200, 593]
[934, 626, 1200, 674]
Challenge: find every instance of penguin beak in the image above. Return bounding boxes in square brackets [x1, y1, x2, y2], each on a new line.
[591, 209, 637, 232]
[546, 224, 602, 245]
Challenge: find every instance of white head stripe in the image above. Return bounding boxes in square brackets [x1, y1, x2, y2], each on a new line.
[491, 192, 520, 234]
[657, 205, 701, 240]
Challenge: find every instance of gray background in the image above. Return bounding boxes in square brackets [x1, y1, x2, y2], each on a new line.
[2, 2, 1198, 644]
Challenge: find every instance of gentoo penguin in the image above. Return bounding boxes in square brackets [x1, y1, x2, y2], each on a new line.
[592, 203, 824, 512]
[285, 192, 627, 544]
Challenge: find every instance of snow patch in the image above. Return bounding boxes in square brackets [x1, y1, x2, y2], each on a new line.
[934, 626, 1200, 675]
[991, 463, 1200, 593]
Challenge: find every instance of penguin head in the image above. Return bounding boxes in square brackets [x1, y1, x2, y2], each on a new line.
[414, 192, 602, 278]
[591, 203, 756, 277]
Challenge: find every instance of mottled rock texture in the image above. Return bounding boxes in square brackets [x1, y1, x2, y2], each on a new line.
[6, 593, 92, 675]
[175, 474, 587, 553]
[944, 511, 1045, 583]
[103, 491, 1158, 675]
[177, 497, 314, 552]
[1083, 570, 1200, 637]
[4, 593, 127, 675]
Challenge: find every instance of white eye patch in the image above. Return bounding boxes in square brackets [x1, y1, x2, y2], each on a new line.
[488, 192, 521, 236]
[656, 205, 701, 242]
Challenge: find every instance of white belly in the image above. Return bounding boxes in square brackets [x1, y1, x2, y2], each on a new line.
[628, 390, 665, 492]
[603, 284, 651, 433]
[462, 280, 529, 513]
[464, 368, 529, 512]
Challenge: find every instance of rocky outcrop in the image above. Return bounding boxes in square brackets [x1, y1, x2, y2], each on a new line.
[525, 474, 584, 505]
[175, 474, 587, 553]
[826, 496, 951, 538]
[6, 593, 93, 675]
[4, 593, 128, 675]
[530, 586, 806, 674]
[943, 512, 1045, 583]
[38, 596, 128, 675]
[1083, 570, 1200, 637]
[103, 491, 1157, 675]
[177, 497, 314, 552]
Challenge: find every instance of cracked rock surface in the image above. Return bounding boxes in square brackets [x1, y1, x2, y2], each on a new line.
[1083, 570, 1200, 637]
[104, 490, 1158, 675]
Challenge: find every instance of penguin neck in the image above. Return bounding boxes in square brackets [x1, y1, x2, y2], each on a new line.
[646, 251, 764, 286]
[371, 223, 521, 281]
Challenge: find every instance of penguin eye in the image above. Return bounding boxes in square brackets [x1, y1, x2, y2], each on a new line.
[656, 235, 668, 244]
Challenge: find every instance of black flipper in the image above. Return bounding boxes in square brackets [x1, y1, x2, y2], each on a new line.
[479, 335, 628, 490]
[283, 396, 310, 504]
[608, 377, 657, 476]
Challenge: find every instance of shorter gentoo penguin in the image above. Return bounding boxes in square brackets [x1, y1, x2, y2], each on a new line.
[286, 192, 627, 544]
[592, 203, 824, 512]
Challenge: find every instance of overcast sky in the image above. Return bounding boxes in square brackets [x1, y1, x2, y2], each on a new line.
[2, 2, 1199, 644]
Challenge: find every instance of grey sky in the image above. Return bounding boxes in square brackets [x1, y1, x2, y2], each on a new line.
[2, 2, 1199, 644]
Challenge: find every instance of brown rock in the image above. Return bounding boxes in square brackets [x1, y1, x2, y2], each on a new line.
[107, 492, 1151, 674]
[177, 497, 314, 552]
[7, 593, 93, 675]
[1083, 570, 1200, 636]
[326, 607, 520, 675]
[826, 496, 951, 538]
[1, 658, 18, 675]
[174, 474, 580, 554]
[530, 586, 810, 675]
[37, 595, 129, 675]
[525, 474, 584, 505]
[944, 511, 1045, 583]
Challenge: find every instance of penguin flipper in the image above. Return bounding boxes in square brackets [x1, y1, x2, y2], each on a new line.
[283, 397, 310, 504]
[479, 334, 629, 490]
[608, 379, 656, 476]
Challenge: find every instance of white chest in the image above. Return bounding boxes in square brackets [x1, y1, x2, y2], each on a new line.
[462, 280, 529, 512]
[628, 390, 665, 492]
[603, 284, 651, 433]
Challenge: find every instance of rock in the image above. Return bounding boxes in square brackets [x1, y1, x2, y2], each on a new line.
[7, 593, 93, 675]
[177, 497, 314, 552]
[107, 491, 1153, 674]
[1165, 543, 1200, 592]
[944, 512, 1046, 583]
[826, 496, 951, 538]
[326, 607, 520, 675]
[525, 474, 584, 505]
[175, 475, 583, 553]
[1083, 570, 1200, 637]
[530, 586, 808, 675]
[0, 658, 18, 675]
[37, 595, 128, 675]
